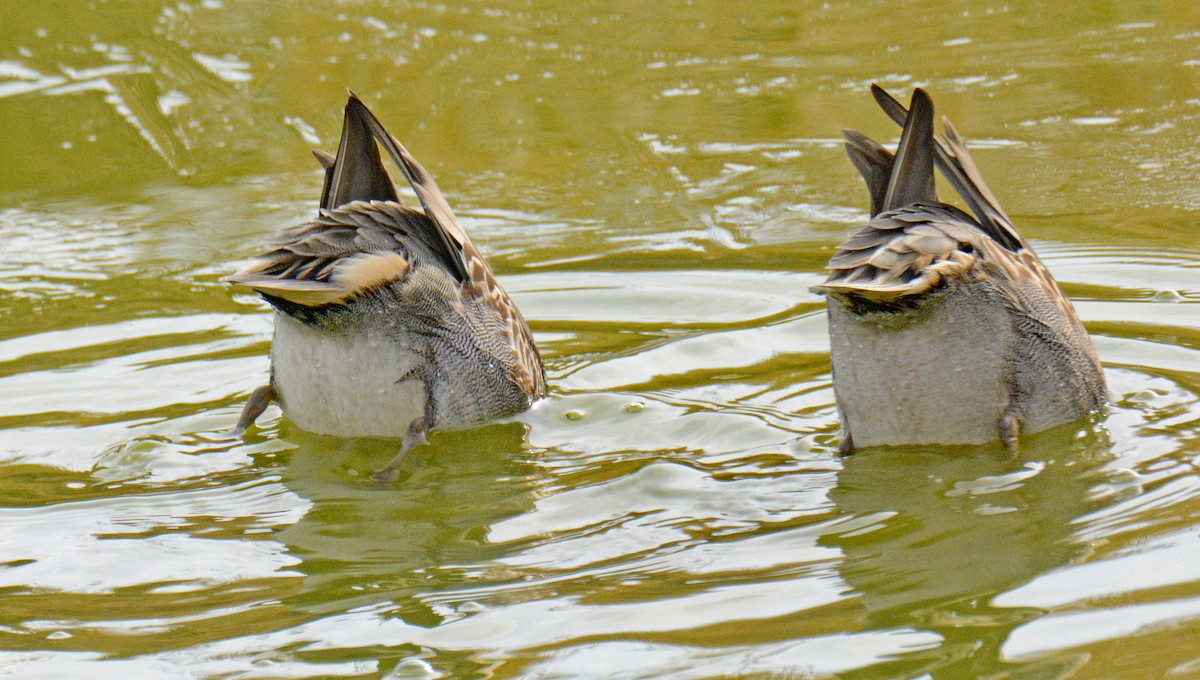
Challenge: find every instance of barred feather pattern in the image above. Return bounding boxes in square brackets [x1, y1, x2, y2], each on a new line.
[225, 202, 420, 306]
[226, 203, 544, 440]
[815, 203, 982, 300]
[814, 85, 1105, 450]
[223, 94, 545, 443]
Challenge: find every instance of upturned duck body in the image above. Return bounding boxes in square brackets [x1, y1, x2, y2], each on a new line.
[812, 86, 1106, 452]
[225, 94, 545, 476]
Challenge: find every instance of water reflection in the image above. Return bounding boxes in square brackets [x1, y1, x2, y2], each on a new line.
[274, 422, 541, 604]
[826, 431, 1110, 674]
[1, 0, 1199, 676]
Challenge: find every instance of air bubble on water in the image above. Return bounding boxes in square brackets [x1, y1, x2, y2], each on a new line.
[1151, 289, 1184, 302]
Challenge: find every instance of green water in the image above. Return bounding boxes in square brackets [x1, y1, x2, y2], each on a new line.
[1, 1, 1198, 677]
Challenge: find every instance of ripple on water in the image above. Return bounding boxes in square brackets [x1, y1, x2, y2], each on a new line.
[521, 631, 945, 679]
[1, 3, 1200, 676]
[0, 313, 268, 422]
[0, 476, 305, 588]
[485, 460, 839, 570]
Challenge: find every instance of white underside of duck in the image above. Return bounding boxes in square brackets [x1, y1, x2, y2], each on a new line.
[826, 279, 1016, 448]
[270, 311, 426, 437]
[817, 86, 1105, 451]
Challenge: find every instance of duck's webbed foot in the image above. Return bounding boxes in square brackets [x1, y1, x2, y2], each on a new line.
[230, 384, 276, 436]
[371, 416, 428, 482]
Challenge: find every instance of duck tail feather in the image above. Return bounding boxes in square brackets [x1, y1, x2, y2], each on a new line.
[843, 128, 894, 217]
[870, 84, 1025, 251]
[880, 88, 937, 212]
[344, 92, 471, 282]
[319, 98, 400, 211]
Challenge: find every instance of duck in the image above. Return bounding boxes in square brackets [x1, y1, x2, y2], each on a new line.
[811, 86, 1106, 453]
[223, 93, 546, 478]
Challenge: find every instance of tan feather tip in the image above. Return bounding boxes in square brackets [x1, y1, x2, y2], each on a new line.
[333, 251, 411, 299]
[811, 275, 940, 301]
[813, 250, 976, 301]
[223, 251, 410, 307]
[221, 260, 272, 286]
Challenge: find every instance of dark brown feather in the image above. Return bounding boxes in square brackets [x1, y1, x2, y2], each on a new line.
[870, 84, 1024, 252]
[225, 95, 545, 403]
[842, 128, 894, 217]
[880, 88, 937, 212]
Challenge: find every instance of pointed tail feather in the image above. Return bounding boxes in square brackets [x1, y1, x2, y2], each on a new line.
[312, 148, 336, 170]
[319, 102, 400, 211]
[345, 92, 471, 282]
[940, 115, 1022, 248]
[869, 84, 1025, 252]
[843, 128, 894, 217]
[880, 88, 937, 213]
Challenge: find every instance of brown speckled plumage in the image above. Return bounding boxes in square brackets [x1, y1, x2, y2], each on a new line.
[812, 86, 1106, 451]
[224, 94, 544, 476]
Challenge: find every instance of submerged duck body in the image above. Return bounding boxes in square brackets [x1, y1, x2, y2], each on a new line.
[813, 86, 1105, 451]
[225, 94, 545, 470]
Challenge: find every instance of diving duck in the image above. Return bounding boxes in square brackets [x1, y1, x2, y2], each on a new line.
[812, 86, 1105, 452]
[224, 94, 545, 478]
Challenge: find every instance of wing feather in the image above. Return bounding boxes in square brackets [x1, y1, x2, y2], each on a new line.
[813, 206, 982, 300]
[870, 84, 1025, 252]
[344, 93, 472, 283]
[226, 94, 546, 399]
[224, 202, 420, 306]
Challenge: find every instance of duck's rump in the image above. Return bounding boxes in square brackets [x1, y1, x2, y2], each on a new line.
[826, 275, 1017, 447]
[271, 308, 428, 437]
[820, 86, 1105, 449]
[269, 278, 538, 438]
[824, 256, 1105, 448]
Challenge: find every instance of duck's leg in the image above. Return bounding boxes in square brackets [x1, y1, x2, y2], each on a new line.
[371, 416, 427, 481]
[231, 384, 275, 435]
[999, 379, 1022, 457]
[838, 431, 855, 456]
[837, 408, 856, 455]
[371, 359, 436, 482]
[1000, 409, 1021, 457]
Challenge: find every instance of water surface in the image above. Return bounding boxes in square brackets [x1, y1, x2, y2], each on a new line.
[1, 1, 1198, 677]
